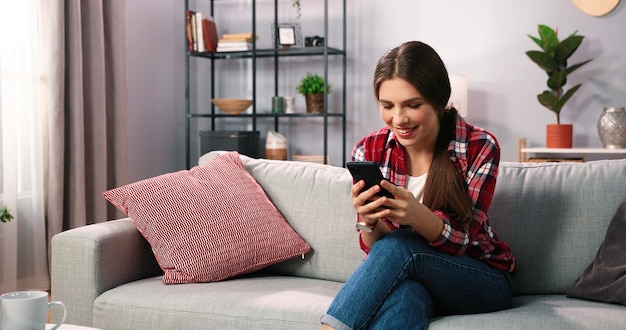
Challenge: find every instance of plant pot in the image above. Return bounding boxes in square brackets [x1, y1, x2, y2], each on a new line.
[305, 93, 325, 114]
[546, 124, 573, 148]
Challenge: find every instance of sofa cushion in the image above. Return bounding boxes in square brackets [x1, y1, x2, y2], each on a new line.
[489, 159, 626, 295]
[567, 197, 626, 305]
[103, 151, 311, 284]
[199, 152, 363, 283]
[427, 295, 626, 329]
[92, 275, 342, 330]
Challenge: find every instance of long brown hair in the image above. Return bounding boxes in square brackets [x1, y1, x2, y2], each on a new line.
[373, 41, 473, 226]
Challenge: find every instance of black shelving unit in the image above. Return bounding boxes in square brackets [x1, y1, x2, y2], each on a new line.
[184, 0, 347, 169]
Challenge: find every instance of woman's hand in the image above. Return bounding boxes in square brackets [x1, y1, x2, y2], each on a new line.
[352, 179, 444, 243]
[352, 179, 423, 227]
[351, 180, 391, 227]
[352, 180, 393, 248]
[379, 180, 445, 242]
[376, 180, 421, 227]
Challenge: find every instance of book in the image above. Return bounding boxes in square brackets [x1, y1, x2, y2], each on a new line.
[195, 12, 205, 52]
[185, 10, 194, 52]
[186, 11, 219, 53]
[217, 40, 253, 51]
[219, 33, 258, 43]
[190, 11, 197, 51]
[219, 37, 256, 43]
[202, 17, 218, 52]
[217, 41, 253, 48]
[221, 33, 256, 40]
[216, 47, 252, 52]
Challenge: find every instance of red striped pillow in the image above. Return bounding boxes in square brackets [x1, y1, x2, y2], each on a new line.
[103, 152, 311, 284]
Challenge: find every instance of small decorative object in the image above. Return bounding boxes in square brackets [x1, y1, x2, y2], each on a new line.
[211, 98, 253, 115]
[283, 96, 296, 113]
[305, 36, 325, 47]
[526, 24, 593, 148]
[278, 27, 296, 48]
[272, 96, 284, 113]
[271, 23, 303, 49]
[597, 107, 626, 149]
[265, 131, 288, 160]
[296, 73, 332, 114]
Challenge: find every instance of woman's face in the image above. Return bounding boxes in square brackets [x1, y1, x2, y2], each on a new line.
[378, 78, 440, 152]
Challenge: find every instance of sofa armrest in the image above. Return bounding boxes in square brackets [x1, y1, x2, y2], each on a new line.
[51, 218, 162, 326]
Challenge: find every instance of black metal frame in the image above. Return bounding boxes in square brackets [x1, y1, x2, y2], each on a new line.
[184, 0, 347, 169]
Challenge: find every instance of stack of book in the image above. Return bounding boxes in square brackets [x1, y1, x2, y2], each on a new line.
[217, 33, 258, 52]
[185, 10, 218, 52]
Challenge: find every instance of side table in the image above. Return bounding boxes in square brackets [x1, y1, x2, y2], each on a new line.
[518, 138, 626, 162]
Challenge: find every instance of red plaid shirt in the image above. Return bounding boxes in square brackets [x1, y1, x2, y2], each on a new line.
[352, 116, 516, 272]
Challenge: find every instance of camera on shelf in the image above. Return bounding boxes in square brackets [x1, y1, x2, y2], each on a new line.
[305, 35, 325, 47]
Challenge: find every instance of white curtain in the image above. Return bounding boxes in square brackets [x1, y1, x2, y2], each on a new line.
[0, 0, 51, 292]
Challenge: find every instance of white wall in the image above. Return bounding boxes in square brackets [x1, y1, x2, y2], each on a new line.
[126, 0, 626, 180]
[126, 0, 183, 181]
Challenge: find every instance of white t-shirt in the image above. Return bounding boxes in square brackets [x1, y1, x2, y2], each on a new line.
[406, 173, 427, 203]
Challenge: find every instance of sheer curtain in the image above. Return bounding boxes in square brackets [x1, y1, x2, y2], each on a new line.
[0, 0, 128, 293]
[0, 0, 51, 292]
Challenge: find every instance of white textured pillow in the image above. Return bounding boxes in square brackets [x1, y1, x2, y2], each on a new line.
[103, 151, 311, 284]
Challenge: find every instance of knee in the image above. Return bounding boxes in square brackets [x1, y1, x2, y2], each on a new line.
[369, 228, 429, 257]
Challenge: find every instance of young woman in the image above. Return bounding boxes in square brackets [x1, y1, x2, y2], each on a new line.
[320, 41, 516, 330]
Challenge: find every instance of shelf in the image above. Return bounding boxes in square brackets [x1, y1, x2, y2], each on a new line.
[184, 0, 347, 168]
[520, 147, 626, 154]
[190, 47, 345, 59]
[518, 138, 626, 162]
[189, 112, 345, 119]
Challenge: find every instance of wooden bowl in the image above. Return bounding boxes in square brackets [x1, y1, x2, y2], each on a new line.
[211, 98, 253, 115]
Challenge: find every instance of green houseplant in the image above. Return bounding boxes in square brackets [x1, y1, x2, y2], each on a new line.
[296, 73, 332, 114]
[526, 24, 592, 147]
[0, 206, 13, 224]
[0, 205, 14, 239]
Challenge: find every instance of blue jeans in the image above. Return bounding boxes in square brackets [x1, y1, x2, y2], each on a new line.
[321, 229, 513, 330]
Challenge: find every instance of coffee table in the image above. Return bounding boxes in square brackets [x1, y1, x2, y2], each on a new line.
[46, 324, 102, 330]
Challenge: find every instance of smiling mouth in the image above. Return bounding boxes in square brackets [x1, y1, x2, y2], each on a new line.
[396, 127, 417, 135]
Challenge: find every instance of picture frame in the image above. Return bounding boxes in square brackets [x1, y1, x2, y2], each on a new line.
[278, 27, 296, 46]
[271, 23, 303, 48]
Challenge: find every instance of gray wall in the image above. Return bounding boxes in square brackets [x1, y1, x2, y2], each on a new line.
[126, 0, 626, 181]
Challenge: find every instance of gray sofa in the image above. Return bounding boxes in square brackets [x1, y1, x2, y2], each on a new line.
[51, 151, 626, 329]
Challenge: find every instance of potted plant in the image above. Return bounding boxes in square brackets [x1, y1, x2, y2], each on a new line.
[526, 24, 593, 148]
[296, 72, 332, 114]
[0, 205, 14, 239]
[0, 206, 13, 224]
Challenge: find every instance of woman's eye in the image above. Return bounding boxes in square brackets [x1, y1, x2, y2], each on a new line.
[408, 103, 421, 109]
[380, 104, 393, 110]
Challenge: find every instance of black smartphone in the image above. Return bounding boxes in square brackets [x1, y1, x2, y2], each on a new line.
[346, 161, 394, 199]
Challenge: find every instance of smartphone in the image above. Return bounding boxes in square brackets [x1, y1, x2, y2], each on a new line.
[346, 161, 394, 199]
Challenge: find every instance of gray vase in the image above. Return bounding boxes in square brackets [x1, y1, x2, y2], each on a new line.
[597, 107, 626, 149]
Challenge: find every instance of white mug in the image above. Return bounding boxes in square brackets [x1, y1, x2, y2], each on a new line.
[0, 290, 67, 330]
